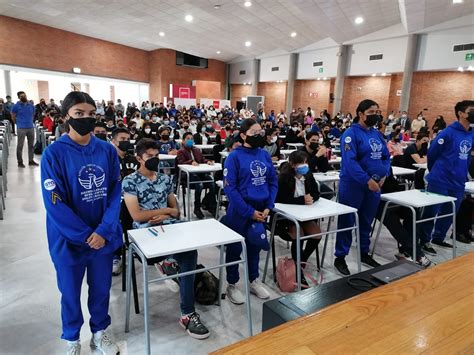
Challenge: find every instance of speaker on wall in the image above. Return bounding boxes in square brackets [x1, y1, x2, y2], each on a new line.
[329, 93, 334, 103]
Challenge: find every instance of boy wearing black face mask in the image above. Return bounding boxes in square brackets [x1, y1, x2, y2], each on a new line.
[303, 132, 329, 173]
[402, 133, 428, 169]
[93, 122, 108, 141]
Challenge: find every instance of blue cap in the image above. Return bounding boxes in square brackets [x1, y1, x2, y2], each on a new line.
[246, 222, 269, 251]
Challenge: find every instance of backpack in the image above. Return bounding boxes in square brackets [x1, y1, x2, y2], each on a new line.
[276, 257, 319, 293]
[194, 264, 219, 305]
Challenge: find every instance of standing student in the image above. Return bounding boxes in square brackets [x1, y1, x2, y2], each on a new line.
[223, 119, 278, 304]
[418, 100, 474, 254]
[11, 91, 38, 167]
[40, 92, 121, 355]
[334, 99, 391, 275]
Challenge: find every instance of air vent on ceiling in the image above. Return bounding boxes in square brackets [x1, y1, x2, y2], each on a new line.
[369, 54, 383, 61]
[453, 43, 474, 52]
[271, 66, 279, 71]
[239, 70, 246, 75]
[313, 61, 323, 67]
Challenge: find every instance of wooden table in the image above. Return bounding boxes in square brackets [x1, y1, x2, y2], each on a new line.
[213, 252, 474, 355]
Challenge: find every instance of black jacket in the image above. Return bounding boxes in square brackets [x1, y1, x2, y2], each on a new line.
[302, 146, 330, 173]
[276, 168, 320, 205]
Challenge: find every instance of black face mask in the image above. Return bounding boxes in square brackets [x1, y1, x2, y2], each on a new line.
[20, 97, 27, 103]
[467, 111, 474, 124]
[95, 133, 107, 141]
[69, 117, 96, 136]
[421, 142, 428, 151]
[309, 142, 319, 151]
[118, 141, 133, 152]
[246, 134, 265, 149]
[144, 156, 159, 172]
[161, 134, 169, 141]
[364, 114, 379, 127]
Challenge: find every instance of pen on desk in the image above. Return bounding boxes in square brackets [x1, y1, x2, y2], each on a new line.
[148, 228, 158, 237]
[159, 225, 165, 233]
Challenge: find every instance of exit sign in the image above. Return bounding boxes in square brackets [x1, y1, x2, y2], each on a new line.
[318, 68, 324, 73]
[466, 53, 474, 61]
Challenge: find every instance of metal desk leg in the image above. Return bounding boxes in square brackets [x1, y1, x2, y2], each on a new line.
[451, 201, 457, 258]
[263, 213, 279, 283]
[296, 223, 302, 291]
[218, 245, 224, 305]
[186, 171, 191, 221]
[408, 206, 417, 262]
[177, 169, 182, 200]
[241, 241, 253, 337]
[143, 253, 151, 355]
[125, 245, 133, 333]
[370, 202, 390, 257]
[320, 216, 332, 268]
[354, 212, 361, 272]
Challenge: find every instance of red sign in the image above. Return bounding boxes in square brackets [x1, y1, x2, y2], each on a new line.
[171, 84, 196, 99]
[308, 92, 318, 97]
[213, 100, 220, 109]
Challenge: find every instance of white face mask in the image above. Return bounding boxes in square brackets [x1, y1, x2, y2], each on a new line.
[318, 138, 324, 144]
[144, 128, 151, 134]
[271, 136, 277, 144]
[292, 127, 298, 132]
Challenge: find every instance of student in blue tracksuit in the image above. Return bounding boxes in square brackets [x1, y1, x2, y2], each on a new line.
[41, 92, 122, 355]
[334, 99, 391, 276]
[418, 100, 474, 255]
[223, 119, 278, 305]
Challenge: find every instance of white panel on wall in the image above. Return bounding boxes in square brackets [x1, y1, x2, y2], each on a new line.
[347, 36, 408, 76]
[416, 26, 474, 71]
[259, 55, 290, 82]
[297, 47, 339, 79]
[229, 60, 254, 84]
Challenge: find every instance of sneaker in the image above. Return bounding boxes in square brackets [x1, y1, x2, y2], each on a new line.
[66, 340, 81, 355]
[361, 254, 381, 268]
[416, 255, 432, 268]
[28, 160, 39, 166]
[112, 258, 122, 276]
[226, 283, 245, 305]
[249, 279, 270, 299]
[422, 242, 437, 255]
[90, 330, 119, 355]
[179, 312, 210, 340]
[395, 252, 413, 262]
[154, 260, 180, 293]
[334, 257, 350, 276]
[432, 240, 453, 248]
[194, 207, 204, 219]
[452, 233, 471, 244]
[18, 162, 25, 168]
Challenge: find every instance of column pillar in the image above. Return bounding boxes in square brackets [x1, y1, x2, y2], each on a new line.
[400, 34, 419, 112]
[333, 45, 348, 116]
[4, 70, 12, 97]
[251, 59, 260, 95]
[285, 53, 298, 115]
[225, 63, 230, 100]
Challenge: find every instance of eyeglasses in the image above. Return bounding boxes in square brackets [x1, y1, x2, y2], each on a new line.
[247, 129, 265, 136]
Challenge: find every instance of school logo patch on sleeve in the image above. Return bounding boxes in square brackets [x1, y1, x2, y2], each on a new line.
[223, 168, 228, 177]
[344, 136, 352, 144]
[43, 179, 56, 191]
[438, 138, 444, 145]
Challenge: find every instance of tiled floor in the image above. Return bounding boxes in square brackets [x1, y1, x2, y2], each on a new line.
[0, 136, 472, 355]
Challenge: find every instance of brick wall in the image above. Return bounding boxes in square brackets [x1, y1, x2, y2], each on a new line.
[0, 15, 150, 83]
[408, 71, 474, 126]
[341, 76, 392, 116]
[257, 82, 287, 113]
[195, 80, 221, 101]
[292, 79, 331, 113]
[387, 73, 403, 114]
[230, 84, 252, 108]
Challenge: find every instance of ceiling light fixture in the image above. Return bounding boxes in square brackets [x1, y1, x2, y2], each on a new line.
[214, 4, 221, 9]
[452, 0, 463, 4]
[244, 1, 252, 7]
[323, 77, 327, 80]
[159, 31, 165, 37]
[457, 66, 464, 72]
[317, 78, 321, 80]
[72, 67, 81, 74]
[290, 32, 297, 38]
[216, 50, 221, 54]
[467, 65, 473, 71]
[185, 14, 193, 22]
[245, 41, 252, 47]
[381, 72, 387, 76]
[372, 73, 377, 76]
[355, 17, 364, 24]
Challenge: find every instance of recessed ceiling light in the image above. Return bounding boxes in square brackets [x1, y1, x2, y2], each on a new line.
[457, 66, 464, 72]
[372, 73, 377, 76]
[216, 50, 221, 54]
[245, 41, 252, 47]
[453, 0, 463, 4]
[159, 32, 165, 37]
[290, 32, 297, 37]
[467, 65, 473, 71]
[323, 77, 327, 80]
[185, 14, 193, 22]
[381, 72, 387, 76]
[317, 78, 321, 80]
[214, 4, 221, 9]
[244, 1, 252, 7]
[355, 17, 364, 24]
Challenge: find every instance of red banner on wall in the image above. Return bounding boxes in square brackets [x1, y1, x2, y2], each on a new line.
[171, 84, 196, 99]
[213, 100, 220, 109]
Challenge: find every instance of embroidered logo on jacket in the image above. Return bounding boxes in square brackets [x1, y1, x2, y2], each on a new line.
[369, 138, 383, 159]
[250, 160, 267, 186]
[78, 164, 107, 203]
[459, 140, 471, 160]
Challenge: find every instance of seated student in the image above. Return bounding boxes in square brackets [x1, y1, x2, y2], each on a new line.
[193, 122, 210, 145]
[320, 124, 333, 148]
[387, 130, 404, 157]
[128, 121, 139, 140]
[402, 133, 428, 168]
[93, 122, 108, 141]
[276, 151, 322, 286]
[137, 122, 156, 142]
[329, 121, 343, 139]
[212, 134, 225, 162]
[262, 128, 281, 162]
[176, 132, 217, 219]
[157, 126, 178, 155]
[105, 117, 116, 132]
[285, 122, 305, 145]
[375, 168, 431, 267]
[122, 139, 210, 339]
[42, 107, 55, 132]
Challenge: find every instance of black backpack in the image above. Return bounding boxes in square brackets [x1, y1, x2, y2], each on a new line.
[194, 264, 219, 305]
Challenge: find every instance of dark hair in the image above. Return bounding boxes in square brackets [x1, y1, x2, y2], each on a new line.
[17, 91, 25, 98]
[454, 100, 474, 119]
[61, 91, 96, 116]
[6, 95, 11, 99]
[416, 133, 428, 141]
[305, 131, 320, 141]
[355, 99, 379, 118]
[265, 128, 275, 137]
[94, 122, 107, 130]
[182, 131, 193, 140]
[280, 150, 308, 176]
[239, 118, 258, 134]
[158, 125, 171, 134]
[196, 121, 205, 133]
[136, 138, 159, 157]
[112, 127, 130, 139]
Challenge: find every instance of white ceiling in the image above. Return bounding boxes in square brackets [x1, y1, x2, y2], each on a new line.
[1, 0, 473, 61]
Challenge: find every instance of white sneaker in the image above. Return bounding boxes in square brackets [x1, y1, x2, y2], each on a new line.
[249, 279, 270, 299]
[112, 258, 122, 276]
[66, 340, 81, 355]
[90, 330, 119, 355]
[154, 262, 180, 293]
[416, 255, 432, 268]
[226, 283, 245, 305]
[394, 252, 413, 262]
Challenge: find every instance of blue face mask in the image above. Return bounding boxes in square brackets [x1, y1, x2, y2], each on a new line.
[295, 164, 309, 175]
[185, 140, 194, 148]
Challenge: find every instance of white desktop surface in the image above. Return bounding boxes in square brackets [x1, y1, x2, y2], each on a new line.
[381, 189, 457, 208]
[274, 198, 356, 222]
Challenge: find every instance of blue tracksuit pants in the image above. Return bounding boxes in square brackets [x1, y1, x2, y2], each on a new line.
[335, 180, 381, 258]
[54, 253, 113, 341]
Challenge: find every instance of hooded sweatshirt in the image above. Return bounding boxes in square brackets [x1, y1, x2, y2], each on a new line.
[41, 134, 123, 265]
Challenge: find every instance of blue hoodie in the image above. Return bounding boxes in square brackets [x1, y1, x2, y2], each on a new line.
[426, 121, 472, 191]
[340, 123, 391, 185]
[41, 135, 123, 266]
[224, 146, 278, 220]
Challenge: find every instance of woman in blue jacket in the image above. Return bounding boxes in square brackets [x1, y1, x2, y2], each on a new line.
[41, 92, 122, 355]
[223, 119, 278, 305]
[334, 99, 391, 276]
